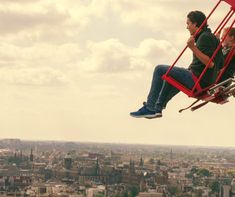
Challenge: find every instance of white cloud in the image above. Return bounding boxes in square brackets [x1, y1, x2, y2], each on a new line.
[0, 43, 80, 86]
[0, 0, 109, 44]
[136, 39, 178, 64]
[0, 0, 41, 3]
[81, 38, 178, 74]
[82, 39, 136, 73]
[111, 1, 186, 29]
[0, 67, 69, 86]
[0, 5, 69, 35]
[0, 43, 81, 66]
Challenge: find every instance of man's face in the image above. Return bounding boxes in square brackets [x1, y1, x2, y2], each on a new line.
[186, 18, 197, 35]
[221, 29, 234, 48]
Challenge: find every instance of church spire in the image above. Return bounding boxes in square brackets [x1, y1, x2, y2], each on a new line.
[139, 156, 144, 167]
[30, 148, 33, 162]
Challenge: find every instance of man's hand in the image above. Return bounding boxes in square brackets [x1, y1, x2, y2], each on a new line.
[187, 36, 196, 49]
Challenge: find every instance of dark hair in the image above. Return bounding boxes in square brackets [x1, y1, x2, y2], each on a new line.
[226, 27, 235, 38]
[187, 11, 208, 28]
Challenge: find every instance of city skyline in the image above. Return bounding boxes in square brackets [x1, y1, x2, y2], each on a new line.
[1, 138, 235, 196]
[0, 0, 234, 147]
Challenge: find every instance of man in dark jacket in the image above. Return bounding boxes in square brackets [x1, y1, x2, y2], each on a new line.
[130, 10, 224, 119]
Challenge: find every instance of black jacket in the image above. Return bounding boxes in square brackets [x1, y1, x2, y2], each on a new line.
[189, 28, 224, 88]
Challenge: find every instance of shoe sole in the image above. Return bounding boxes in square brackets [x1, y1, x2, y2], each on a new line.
[130, 114, 162, 118]
[145, 114, 162, 119]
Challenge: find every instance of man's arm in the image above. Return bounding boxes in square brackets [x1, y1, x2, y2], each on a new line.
[187, 36, 215, 68]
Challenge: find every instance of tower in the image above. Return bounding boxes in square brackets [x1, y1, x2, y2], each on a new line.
[129, 159, 135, 175]
[30, 148, 33, 162]
[95, 158, 100, 175]
[20, 150, 23, 161]
[139, 156, 144, 168]
[170, 148, 173, 161]
[64, 153, 72, 170]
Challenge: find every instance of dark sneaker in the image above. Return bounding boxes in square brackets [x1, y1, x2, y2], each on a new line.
[145, 110, 162, 119]
[130, 105, 162, 118]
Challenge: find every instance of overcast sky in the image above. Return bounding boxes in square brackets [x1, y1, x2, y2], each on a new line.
[0, 0, 234, 147]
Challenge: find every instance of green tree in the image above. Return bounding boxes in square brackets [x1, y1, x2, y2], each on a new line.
[199, 169, 210, 177]
[209, 181, 220, 193]
[149, 158, 155, 164]
[130, 186, 139, 197]
[157, 160, 161, 165]
[168, 186, 179, 196]
[124, 192, 128, 197]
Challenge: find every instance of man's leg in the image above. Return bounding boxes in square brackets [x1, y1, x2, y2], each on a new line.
[146, 65, 170, 111]
[158, 82, 180, 109]
[155, 67, 195, 112]
[130, 65, 195, 118]
[130, 64, 169, 118]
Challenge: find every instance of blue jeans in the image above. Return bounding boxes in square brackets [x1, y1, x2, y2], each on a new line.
[146, 65, 195, 111]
